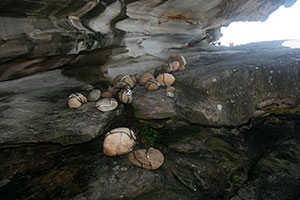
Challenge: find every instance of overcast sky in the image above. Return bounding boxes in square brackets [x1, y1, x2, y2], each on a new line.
[220, 0, 300, 46]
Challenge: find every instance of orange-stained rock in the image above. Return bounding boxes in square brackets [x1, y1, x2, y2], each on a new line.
[178, 65, 185, 71]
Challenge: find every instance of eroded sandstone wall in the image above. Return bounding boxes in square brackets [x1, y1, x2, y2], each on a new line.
[0, 0, 297, 81]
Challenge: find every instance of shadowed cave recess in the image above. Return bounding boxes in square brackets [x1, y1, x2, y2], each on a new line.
[0, 0, 300, 199]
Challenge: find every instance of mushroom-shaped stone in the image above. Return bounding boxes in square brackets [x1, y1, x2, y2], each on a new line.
[95, 98, 118, 112]
[138, 72, 155, 86]
[102, 91, 113, 98]
[128, 147, 164, 170]
[103, 127, 136, 156]
[88, 89, 101, 102]
[118, 88, 133, 104]
[68, 93, 87, 108]
[145, 79, 160, 91]
[113, 74, 137, 88]
[156, 73, 175, 87]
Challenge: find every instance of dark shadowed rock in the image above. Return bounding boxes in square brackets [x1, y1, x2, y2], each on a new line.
[231, 135, 300, 200]
[0, 107, 299, 200]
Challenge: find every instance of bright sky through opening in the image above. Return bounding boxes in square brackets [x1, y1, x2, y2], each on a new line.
[220, 0, 300, 46]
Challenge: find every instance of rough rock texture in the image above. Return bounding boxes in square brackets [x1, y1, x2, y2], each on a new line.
[102, 0, 296, 80]
[0, 42, 299, 199]
[1, 115, 299, 200]
[0, 0, 296, 81]
[116, 0, 296, 57]
[0, 1, 300, 199]
[132, 85, 176, 119]
[132, 41, 300, 126]
[0, 0, 123, 81]
[0, 70, 124, 145]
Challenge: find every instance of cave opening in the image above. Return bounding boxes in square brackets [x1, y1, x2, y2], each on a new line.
[219, 0, 300, 47]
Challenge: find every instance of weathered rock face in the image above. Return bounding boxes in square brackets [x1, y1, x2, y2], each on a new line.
[132, 85, 177, 119]
[0, 41, 300, 200]
[132, 41, 300, 127]
[0, 0, 123, 81]
[0, 0, 296, 81]
[0, 70, 124, 145]
[1, 41, 298, 146]
[116, 0, 296, 57]
[1, 1, 300, 199]
[1, 115, 299, 200]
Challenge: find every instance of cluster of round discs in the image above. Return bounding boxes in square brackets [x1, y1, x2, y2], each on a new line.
[67, 54, 186, 170]
[103, 127, 164, 170]
[67, 53, 186, 111]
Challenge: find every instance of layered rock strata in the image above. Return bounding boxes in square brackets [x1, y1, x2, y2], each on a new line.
[0, 0, 124, 81]
[0, 0, 297, 81]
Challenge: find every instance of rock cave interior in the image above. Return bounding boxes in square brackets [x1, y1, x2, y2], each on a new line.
[0, 0, 300, 199]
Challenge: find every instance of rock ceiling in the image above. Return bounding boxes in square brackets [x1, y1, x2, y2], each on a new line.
[0, 0, 297, 81]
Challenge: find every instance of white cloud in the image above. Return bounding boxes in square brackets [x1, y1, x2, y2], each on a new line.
[219, 0, 300, 46]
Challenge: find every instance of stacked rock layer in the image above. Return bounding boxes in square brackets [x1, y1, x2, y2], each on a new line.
[0, 0, 296, 81]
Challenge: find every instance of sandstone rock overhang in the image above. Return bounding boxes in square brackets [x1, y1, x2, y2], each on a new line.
[0, 0, 297, 81]
[0, 41, 299, 146]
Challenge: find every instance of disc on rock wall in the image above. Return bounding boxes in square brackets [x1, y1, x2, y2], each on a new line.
[128, 147, 164, 170]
